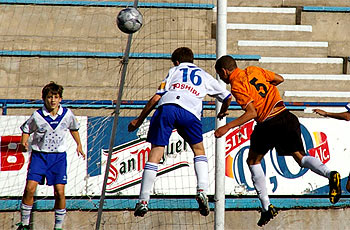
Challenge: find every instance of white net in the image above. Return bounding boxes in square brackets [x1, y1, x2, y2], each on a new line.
[0, 0, 218, 229]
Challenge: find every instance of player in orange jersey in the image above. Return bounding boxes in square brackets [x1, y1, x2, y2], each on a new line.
[214, 55, 341, 227]
[313, 104, 350, 192]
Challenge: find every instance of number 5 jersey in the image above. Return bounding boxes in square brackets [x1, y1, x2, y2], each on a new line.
[229, 66, 284, 123]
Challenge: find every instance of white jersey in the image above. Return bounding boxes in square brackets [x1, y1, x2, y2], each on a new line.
[156, 62, 231, 120]
[20, 106, 80, 153]
[346, 103, 350, 112]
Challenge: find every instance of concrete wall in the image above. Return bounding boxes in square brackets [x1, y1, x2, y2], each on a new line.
[2, 208, 350, 230]
[2, 1, 350, 106]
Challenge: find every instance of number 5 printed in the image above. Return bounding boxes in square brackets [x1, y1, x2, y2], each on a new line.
[249, 77, 268, 98]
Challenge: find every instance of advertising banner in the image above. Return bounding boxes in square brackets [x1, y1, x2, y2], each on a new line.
[1, 116, 350, 198]
[86, 117, 350, 196]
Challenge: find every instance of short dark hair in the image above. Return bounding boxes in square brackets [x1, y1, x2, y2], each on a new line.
[215, 55, 237, 71]
[171, 47, 194, 64]
[42, 81, 64, 100]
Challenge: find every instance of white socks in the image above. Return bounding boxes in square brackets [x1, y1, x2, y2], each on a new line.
[139, 156, 209, 202]
[21, 203, 66, 228]
[300, 156, 331, 178]
[139, 162, 158, 202]
[249, 164, 270, 212]
[54, 209, 66, 229]
[194, 155, 209, 194]
[20, 203, 32, 225]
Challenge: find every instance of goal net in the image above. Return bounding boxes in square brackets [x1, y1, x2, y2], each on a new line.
[0, 0, 219, 229]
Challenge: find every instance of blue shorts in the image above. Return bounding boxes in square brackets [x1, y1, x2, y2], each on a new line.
[27, 151, 67, 186]
[147, 104, 203, 146]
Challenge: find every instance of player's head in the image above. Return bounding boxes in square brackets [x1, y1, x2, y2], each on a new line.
[215, 55, 237, 84]
[42, 82, 63, 112]
[42, 81, 64, 100]
[171, 47, 194, 66]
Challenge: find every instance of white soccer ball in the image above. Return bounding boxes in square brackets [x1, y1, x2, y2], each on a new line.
[116, 7, 143, 34]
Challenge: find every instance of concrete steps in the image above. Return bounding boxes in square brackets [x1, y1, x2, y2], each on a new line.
[237, 40, 328, 57]
[226, 23, 313, 41]
[257, 57, 344, 74]
[214, 7, 296, 24]
[0, 35, 217, 54]
[278, 74, 350, 102]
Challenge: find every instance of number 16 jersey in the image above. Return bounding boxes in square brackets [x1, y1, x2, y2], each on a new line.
[229, 66, 283, 123]
[156, 62, 231, 120]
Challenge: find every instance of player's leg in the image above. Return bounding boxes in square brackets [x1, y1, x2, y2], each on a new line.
[282, 111, 341, 204]
[134, 145, 164, 217]
[135, 105, 175, 216]
[247, 119, 279, 227]
[292, 150, 331, 178]
[246, 150, 270, 211]
[190, 142, 210, 216]
[17, 180, 39, 229]
[18, 151, 46, 229]
[175, 106, 207, 195]
[175, 106, 210, 216]
[53, 184, 66, 230]
[46, 153, 68, 229]
[190, 142, 208, 194]
[292, 150, 341, 204]
[247, 150, 278, 227]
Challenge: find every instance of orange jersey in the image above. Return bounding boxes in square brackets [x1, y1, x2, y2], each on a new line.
[229, 66, 284, 123]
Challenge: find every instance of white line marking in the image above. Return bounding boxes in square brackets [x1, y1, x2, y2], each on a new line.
[227, 24, 312, 32]
[259, 57, 343, 64]
[213, 7, 296, 13]
[285, 91, 350, 97]
[238, 40, 328, 47]
[281, 74, 350, 80]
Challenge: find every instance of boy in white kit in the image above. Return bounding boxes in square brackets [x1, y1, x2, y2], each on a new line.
[17, 82, 85, 230]
[128, 47, 232, 217]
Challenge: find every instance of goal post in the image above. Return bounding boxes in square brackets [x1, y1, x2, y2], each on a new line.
[214, 0, 227, 228]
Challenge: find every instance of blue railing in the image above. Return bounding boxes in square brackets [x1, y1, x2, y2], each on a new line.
[0, 0, 215, 9]
[0, 99, 347, 115]
[0, 50, 261, 61]
[303, 6, 350, 13]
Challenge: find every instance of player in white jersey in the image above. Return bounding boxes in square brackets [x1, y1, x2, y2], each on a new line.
[128, 47, 232, 217]
[313, 103, 350, 192]
[17, 82, 85, 230]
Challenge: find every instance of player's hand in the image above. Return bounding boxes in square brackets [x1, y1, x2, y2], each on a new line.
[76, 144, 86, 160]
[313, 109, 327, 117]
[128, 119, 141, 132]
[20, 142, 28, 152]
[217, 111, 229, 120]
[214, 125, 230, 138]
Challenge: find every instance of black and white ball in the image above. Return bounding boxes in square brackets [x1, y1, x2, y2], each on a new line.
[116, 7, 143, 34]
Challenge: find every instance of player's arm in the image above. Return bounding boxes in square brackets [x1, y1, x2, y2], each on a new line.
[313, 109, 350, 121]
[215, 102, 257, 138]
[269, 73, 284, 86]
[70, 130, 86, 159]
[20, 133, 30, 152]
[217, 95, 232, 119]
[128, 94, 162, 132]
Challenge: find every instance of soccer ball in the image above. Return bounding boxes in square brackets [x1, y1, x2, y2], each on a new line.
[116, 7, 143, 34]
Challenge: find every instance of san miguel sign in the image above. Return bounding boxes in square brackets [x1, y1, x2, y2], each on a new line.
[102, 136, 191, 194]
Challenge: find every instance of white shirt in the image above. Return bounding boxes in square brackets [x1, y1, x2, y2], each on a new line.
[20, 106, 80, 153]
[157, 62, 231, 120]
[346, 103, 350, 112]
